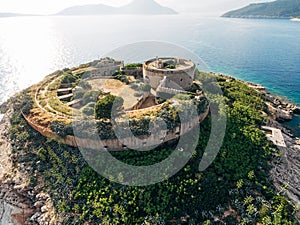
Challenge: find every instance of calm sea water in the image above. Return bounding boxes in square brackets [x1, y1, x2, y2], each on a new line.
[0, 14, 299, 133]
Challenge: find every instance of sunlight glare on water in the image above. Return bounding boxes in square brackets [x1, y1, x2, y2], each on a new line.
[0, 17, 66, 100]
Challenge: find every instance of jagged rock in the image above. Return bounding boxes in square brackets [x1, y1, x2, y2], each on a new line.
[277, 109, 293, 121]
[266, 102, 293, 121]
[50, 216, 57, 225]
[36, 193, 49, 201]
[41, 205, 49, 213]
[30, 212, 41, 221]
[34, 201, 44, 208]
[293, 107, 300, 114]
[37, 211, 56, 225]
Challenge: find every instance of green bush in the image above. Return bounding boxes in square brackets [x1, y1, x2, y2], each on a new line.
[165, 64, 176, 69]
[123, 63, 142, 69]
[174, 94, 191, 100]
[129, 83, 139, 90]
[140, 83, 151, 92]
[113, 70, 125, 76]
[82, 91, 101, 105]
[134, 92, 143, 97]
[82, 106, 94, 116]
[21, 95, 34, 115]
[73, 91, 84, 100]
[114, 74, 129, 84]
[78, 80, 92, 90]
[50, 121, 73, 138]
[61, 73, 77, 84]
[95, 94, 124, 119]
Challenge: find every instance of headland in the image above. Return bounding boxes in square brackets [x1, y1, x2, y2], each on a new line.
[0, 57, 300, 224]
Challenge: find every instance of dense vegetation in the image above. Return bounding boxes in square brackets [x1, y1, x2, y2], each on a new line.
[123, 63, 143, 69]
[113, 70, 130, 84]
[222, 0, 300, 18]
[7, 73, 298, 224]
[95, 94, 124, 119]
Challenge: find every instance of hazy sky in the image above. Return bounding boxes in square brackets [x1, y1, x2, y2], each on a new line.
[0, 0, 272, 15]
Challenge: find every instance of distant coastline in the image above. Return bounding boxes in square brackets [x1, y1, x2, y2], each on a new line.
[0, 0, 177, 17]
[222, 0, 300, 19]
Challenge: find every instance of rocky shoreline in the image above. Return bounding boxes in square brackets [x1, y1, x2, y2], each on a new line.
[247, 82, 300, 220]
[1, 74, 300, 223]
[219, 73, 300, 220]
[0, 105, 57, 224]
[218, 73, 300, 124]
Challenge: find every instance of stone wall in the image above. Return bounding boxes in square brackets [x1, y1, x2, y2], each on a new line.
[122, 68, 143, 79]
[84, 66, 120, 78]
[126, 92, 150, 111]
[23, 105, 210, 151]
[143, 60, 195, 90]
[156, 86, 189, 97]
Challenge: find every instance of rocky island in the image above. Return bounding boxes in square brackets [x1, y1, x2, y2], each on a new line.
[0, 57, 300, 224]
[222, 0, 300, 19]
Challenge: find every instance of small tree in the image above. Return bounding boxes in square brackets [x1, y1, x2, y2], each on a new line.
[61, 73, 76, 84]
[82, 91, 101, 105]
[95, 95, 124, 119]
[50, 121, 73, 138]
[140, 83, 151, 92]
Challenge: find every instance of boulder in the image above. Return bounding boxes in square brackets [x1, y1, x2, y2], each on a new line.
[34, 201, 44, 208]
[292, 106, 300, 114]
[276, 108, 293, 121]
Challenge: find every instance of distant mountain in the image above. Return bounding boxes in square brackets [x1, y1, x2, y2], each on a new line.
[118, 0, 177, 15]
[222, 0, 300, 18]
[57, 0, 177, 15]
[56, 4, 115, 15]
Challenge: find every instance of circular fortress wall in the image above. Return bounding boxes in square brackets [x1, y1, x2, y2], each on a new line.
[143, 57, 196, 90]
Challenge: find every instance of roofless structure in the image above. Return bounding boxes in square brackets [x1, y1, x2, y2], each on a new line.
[143, 57, 196, 90]
[23, 57, 209, 151]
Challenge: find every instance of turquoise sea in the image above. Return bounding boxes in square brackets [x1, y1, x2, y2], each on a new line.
[0, 14, 299, 134]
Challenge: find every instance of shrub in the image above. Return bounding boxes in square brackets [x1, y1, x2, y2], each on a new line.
[82, 106, 94, 116]
[114, 73, 129, 85]
[123, 63, 142, 69]
[78, 80, 91, 90]
[95, 94, 124, 119]
[113, 70, 125, 76]
[134, 92, 143, 97]
[129, 118, 151, 136]
[165, 64, 176, 69]
[140, 83, 151, 92]
[22, 96, 34, 115]
[50, 121, 73, 138]
[82, 91, 101, 105]
[173, 94, 191, 101]
[130, 83, 139, 90]
[61, 73, 76, 84]
[73, 91, 85, 100]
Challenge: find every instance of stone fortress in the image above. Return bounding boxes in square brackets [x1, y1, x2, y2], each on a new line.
[23, 57, 209, 151]
[83, 57, 124, 78]
[143, 57, 196, 92]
